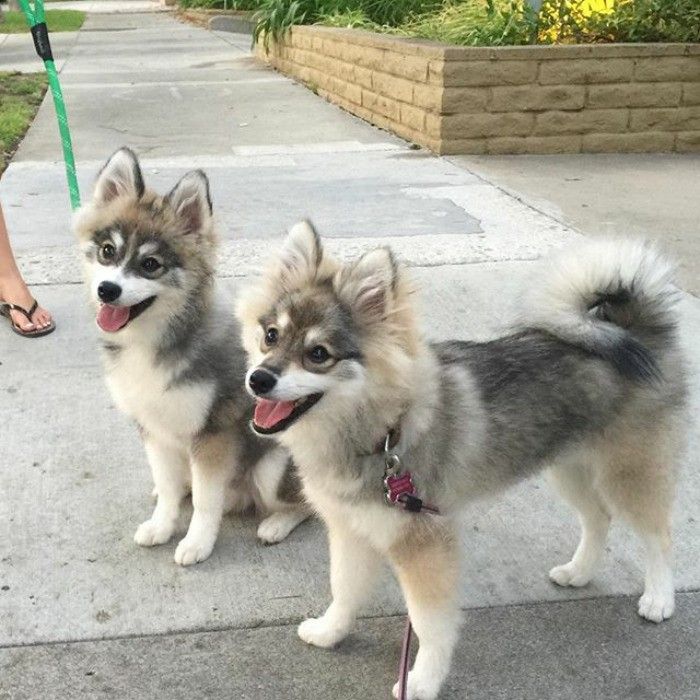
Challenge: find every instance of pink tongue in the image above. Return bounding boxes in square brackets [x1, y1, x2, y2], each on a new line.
[97, 305, 131, 332]
[254, 399, 296, 429]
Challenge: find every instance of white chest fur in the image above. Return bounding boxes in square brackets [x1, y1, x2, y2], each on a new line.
[304, 478, 407, 553]
[104, 345, 215, 443]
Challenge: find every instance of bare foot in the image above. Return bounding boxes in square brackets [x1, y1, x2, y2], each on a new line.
[0, 277, 53, 332]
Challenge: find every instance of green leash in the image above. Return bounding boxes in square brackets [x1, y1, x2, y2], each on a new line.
[18, 0, 80, 210]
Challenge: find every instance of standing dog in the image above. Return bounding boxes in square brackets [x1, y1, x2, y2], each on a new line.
[237, 221, 686, 699]
[74, 148, 308, 566]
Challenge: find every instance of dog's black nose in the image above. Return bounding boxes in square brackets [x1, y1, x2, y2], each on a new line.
[249, 368, 277, 395]
[98, 281, 122, 303]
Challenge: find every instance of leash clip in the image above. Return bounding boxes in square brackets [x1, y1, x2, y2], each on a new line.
[383, 431, 416, 506]
[382, 430, 439, 515]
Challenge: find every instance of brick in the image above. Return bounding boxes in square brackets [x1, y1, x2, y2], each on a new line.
[539, 59, 633, 85]
[676, 131, 700, 152]
[327, 94, 374, 125]
[442, 87, 489, 113]
[587, 83, 681, 109]
[629, 106, 700, 132]
[306, 25, 446, 61]
[284, 49, 311, 66]
[442, 112, 534, 139]
[391, 121, 433, 150]
[582, 132, 675, 153]
[432, 59, 538, 87]
[487, 135, 581, 154]
[296, 65, 324, 90]
[322, 39, 344, 59]
[634, 57, 700, 82]
[307, 52, 337, 75]
[383, 53, 429, 82]
[353, 66, 373, 89]
[438, 138, 488, 155]
[297, 33, 314, 51]
[325, 57, 355, 83]
[682, 83, 700, 106]
[328, 76, 362, 105]
[400, 103, 426, 132]
[413, 84, 444, 110]
[490, 85, 584, 112]
[534, 109, 628, 135]
[425, 113, 442, 139]
[372, 72, 414, 104]
[443, 43, 692, 61]
[361, 88, 401, 122]
[340, 44, 385, 71]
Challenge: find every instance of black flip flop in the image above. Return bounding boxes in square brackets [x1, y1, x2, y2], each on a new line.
[0, 299, 56, 338]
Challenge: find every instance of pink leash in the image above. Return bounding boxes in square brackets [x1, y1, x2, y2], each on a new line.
[382, 431, 440, 700]
[397, 617, 414, 700]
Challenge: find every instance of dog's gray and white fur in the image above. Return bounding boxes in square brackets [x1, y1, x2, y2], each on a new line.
[237, 221, 687, 699]
[74, 148, 308, 566]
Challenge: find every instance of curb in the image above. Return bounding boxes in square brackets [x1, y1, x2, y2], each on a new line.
[209, 14, 254, 34]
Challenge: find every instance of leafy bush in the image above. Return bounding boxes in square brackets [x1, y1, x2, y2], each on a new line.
[542, 0, 700, 43]
[254, 0, 442, 45]
[252, 0, 700, 46]
[397, 0, 539, 47]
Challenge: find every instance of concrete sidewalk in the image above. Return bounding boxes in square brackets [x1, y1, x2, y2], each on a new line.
[1, 9, 698, 700]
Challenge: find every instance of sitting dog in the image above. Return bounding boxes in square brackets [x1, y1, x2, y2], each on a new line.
[237, 221, 686, 699]
[74, 149, 308, 566]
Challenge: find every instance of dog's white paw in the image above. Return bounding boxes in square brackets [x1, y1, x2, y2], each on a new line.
[257, 511, 302, 544]
[549, 562, 592, 588]
[297, 616, 348, 648]
[134, 519, 174, 547]
[638, 590, 675, 623]
[174, 535, 215, 566]
[392, 672, 440, 700]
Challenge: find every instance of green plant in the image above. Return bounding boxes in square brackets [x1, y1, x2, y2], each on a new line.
[318, 8, 379, 28]
[588, 0, 700, 43]
[253, 0, 442, 45]
[253, 0, 700, 46]
[398, 0, 539, 46]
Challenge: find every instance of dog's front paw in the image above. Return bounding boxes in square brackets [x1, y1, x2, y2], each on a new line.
[392, 671, 440, 700]
[257, 511, 304, 544]
[549, 562, 592, 588]
[638, 590, 675, 623]
[298, 616, 348, 648]
[134, 519, 174, 547]
[174, 535, 215, 566]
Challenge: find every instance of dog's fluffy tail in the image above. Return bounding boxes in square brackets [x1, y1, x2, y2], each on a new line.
[527, 239, 679, 381]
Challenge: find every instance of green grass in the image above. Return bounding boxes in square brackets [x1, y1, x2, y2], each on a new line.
[0, 9, 86, 33]
[0, 72, 47, 173]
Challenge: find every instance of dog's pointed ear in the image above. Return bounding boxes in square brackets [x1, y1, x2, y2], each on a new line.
[167, 170, 212, 235]
[335, 247, 397, 323]
[93, 147, 145, 205]
[277, 220, 323, 281]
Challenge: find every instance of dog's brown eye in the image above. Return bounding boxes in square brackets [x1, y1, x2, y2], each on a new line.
[265, 327, 279, 346]
[308, 345, 330, 364]
[142, 257, 161, 273]
[101, 243, 115, 260]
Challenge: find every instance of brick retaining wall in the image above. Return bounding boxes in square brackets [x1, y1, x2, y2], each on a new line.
[256, 26, 700, 154]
